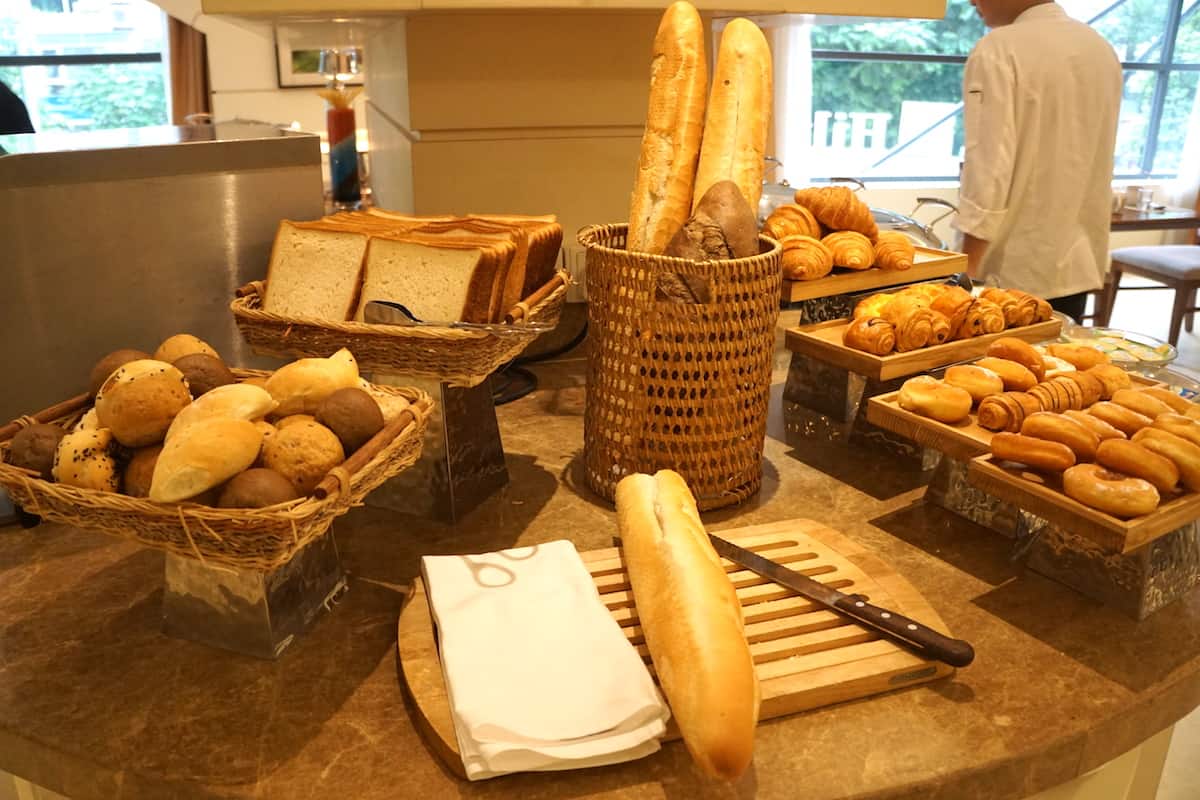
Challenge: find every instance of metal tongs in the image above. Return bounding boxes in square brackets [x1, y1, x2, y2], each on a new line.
[362, 300, 555, 335]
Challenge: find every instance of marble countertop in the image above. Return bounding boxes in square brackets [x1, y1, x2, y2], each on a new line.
[2, 335, 1200, 799]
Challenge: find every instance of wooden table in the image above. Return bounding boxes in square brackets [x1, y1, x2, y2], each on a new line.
[1111, 205, 1200, 233]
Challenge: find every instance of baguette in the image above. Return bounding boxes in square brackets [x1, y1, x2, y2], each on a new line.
[691, 18, 772, 214]
[627, 1, 708, 255]
[615, 470, 759, 780]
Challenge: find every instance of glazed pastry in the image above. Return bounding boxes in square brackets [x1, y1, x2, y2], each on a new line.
[1132, 428, 1200, 492]
[955, 298, 1006, 339]
[897, 376, 972, 424]
[762, 203, 821, 240]
[780, 235, 834, 281]
[1063, 409, 1126, 442]
[1096, 439, 1179, 494]
[852, 292, 893, 321]
[872, 231, 915, 271]
[980, 287, 1037, 328]
[1055, 371, 1104, 408]
[1048, 343, 1110, 371]
[929, 286, 974, 337]
[792, 186, 879, 239]
[985, 337, 1045, 382]
[1088, 401, 1153, 437]
[1111, 388, 1174, 420]
[821, 231, 874, 270]
[944, 364, 1003, 404]
[1029, 379, 1083, 413]
[974, 357, 1038, 392]
[977, 391, 1041, 432]
[991, 432, 1076, 472]
[928, 311, 953, 345]
[1063, 464, 1159, 518]
[879, 295, 938, 352]
[1086, 363, 1132, 399]
[842, 317, 896, 355]
[1020, 412, 1100, 461]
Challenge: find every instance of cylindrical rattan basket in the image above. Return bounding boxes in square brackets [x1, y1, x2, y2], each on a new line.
[579, 223, 782, 510]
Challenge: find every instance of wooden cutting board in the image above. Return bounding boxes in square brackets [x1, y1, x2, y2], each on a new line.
[781, 246, 966, 303]
[396, 519, 957, 779]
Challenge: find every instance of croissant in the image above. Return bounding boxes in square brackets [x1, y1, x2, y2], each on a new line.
[980, 288, 1037, 328]
[897, 283, 946, 304]
[843, 317, 896, 355]
[930, 286, 975, 336]
[793, 186, 879, 240]
[880, 295, 938, 352]
[853, 292, 893, 320]
[1008, 289, 1053, 322]
[763, 204, 821, 240]
[955, 298, 1007, 339]
[929, 311, 952, 345]
[821, 231, 875, 270]
[780, 235, 834, 281]
[873, 231, 915, 271]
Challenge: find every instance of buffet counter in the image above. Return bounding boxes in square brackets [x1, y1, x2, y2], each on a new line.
[1, 319, 1199, 800]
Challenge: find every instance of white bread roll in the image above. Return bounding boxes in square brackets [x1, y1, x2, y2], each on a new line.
[52, 427, 119, 492]
[627, 0, 707, 255]
[94, 359, 192, 447]
[149, 418, 263, 503]
[265, 348, 359, 417]
[615, 470, 759, 780]
[164, 383, 278, 442]
[692, 18, 772, 214]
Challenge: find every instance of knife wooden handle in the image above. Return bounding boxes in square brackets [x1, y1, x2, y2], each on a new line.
[835, 594, 975, 667]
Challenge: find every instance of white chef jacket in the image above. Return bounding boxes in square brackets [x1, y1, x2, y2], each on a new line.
[955, 3, 1122, 299]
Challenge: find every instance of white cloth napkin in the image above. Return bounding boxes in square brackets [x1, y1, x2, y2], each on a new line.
[422, 540, 668, 780]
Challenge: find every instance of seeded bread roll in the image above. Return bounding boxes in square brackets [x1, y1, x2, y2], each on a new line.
[52, 428, 119, 492]
[94, 359, 192, 447]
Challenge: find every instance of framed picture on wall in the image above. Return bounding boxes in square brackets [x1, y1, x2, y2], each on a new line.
[275, 29, 365, 89]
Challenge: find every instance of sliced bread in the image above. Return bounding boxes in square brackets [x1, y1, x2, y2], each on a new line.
[354, 234, 517, 324]
[263, 221, 369, 321]
[468, 214, 563, 308]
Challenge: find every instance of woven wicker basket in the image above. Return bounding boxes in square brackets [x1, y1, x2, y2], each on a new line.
[230, 272, 569, 388]
[579, 224, 782, 510]
[0, 370, 433, 571]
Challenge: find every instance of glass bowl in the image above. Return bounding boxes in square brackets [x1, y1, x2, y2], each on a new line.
[1058, 325, 1178, 368]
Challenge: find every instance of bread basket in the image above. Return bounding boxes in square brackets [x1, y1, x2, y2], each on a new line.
[230, 272, 569, 388]
[579, 224, 782, 510]
[0, 370, 433, 572]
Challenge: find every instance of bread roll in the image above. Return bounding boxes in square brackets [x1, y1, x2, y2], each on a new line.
[149, 418, 264, 503]
[94, 359, 192, 447]
[691, 17, 771, 213]
[52, 428, 119, 492]
[262, 419, 346, 495]
[165, 383, 278, 442]
[153, 333, 219, 364]
[265, 348, 360, 416]
[627, 1, 707, 255]
[615, 470, 758, 780]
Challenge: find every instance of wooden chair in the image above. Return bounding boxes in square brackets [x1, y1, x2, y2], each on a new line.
[1098, 198, 1200, 344]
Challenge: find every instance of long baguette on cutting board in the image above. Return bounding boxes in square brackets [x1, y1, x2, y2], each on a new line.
[626, 0, 708, 255]
[692, 18, 772, 215]
[615, 470, 759, 780]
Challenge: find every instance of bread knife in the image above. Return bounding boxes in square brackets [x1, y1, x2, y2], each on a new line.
[708, 534, 975, 668]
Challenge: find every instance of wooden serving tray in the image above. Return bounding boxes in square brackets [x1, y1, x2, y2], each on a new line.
[968, 456, 1200, 554]
[782, 246, 966, 303]
[396, 519, 956, 779]
[786, 318, 1062, 382]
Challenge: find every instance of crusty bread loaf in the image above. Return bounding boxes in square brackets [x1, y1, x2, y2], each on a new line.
[263, 220, 370, 321]
[627, 1, 708, 255]
[615, 470, 759, 780]
[149, 418, 264, 503]
[165, 383, 278, 441]
[692, 18, 772, 214]
[353, 233, 516, 324]
[265, 348, 360, 417]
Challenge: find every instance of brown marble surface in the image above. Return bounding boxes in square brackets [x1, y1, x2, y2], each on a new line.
[2, 319, 1200, 800]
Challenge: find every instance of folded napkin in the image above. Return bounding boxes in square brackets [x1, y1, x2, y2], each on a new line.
[422, 540, 668, 780]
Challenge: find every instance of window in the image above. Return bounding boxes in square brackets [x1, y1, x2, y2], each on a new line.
[775, 0, 1200, 182]
[0, 0, 169, 133]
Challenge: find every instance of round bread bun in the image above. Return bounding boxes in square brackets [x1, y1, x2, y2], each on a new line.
[261, 420, 346, 495]
[943, 365, 1003, 404]
[122, 445, 162, 498]
[974, 357, 1037, 392]
[276, 414, 318, 430]
[1047, 343, 1110, 370]
[88, 349, 151, 397]
[153, 334, 219, 364]
[1086, 364, 1132, 399]
[897, 376, 972, 424]
[317, 387, 385, 453]
[52, 428, 119, 492]
[217, 468, 302, 508]
[94, 360, 192, 447]
[173, 353, 235, 398]
[8, 423, 66, 480]
[73, 408, 100, 432]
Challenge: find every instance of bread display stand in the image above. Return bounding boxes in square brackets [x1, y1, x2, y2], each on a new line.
[866, 375, 1200, 619]
[397, 519, 956, 778]
[233, 272, 568, 524]
[0, 373, 434, 658]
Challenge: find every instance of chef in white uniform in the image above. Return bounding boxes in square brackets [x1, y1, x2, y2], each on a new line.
[956, 0, 1122, 321]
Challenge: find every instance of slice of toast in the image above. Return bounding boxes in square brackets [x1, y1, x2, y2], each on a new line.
[468, 214, 563, 309]
[354, 234, 517, 324]
[263, 220, 369, 321]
